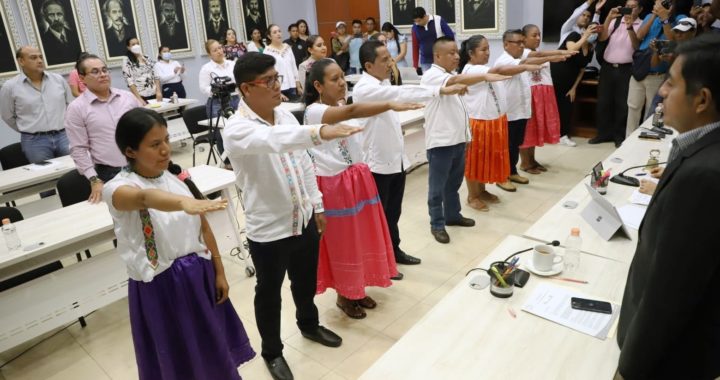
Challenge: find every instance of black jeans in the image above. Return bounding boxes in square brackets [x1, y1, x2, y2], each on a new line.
[372, 170, 405, 257]
[596, 63, 632, 143]
[508, 119, 528, 175]
[247, 217, 320, 360]
[95, 164, 122, 183]
[160, 82, 187, 99]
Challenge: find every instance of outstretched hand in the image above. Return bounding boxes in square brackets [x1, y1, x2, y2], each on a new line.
[484, 73, 512, 82]
[388, 102, 425, 112]
[181, 198, 228, 215]
[441, 83, 468, 96]
[320, 124, 363, 140]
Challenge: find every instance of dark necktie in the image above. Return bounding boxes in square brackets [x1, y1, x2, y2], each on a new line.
[60, 34, 67, 44]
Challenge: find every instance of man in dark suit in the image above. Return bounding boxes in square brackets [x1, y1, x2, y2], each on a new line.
[102, 0, 133, 58]
[616, 33, 720, 380]
[38, 0, 81, 66]
[392, 0, 416, 26]
[463, 0, 495, 30]
[435, 0, 455, 23]
[243, 0, 266, 41]
[157, 0, 187, 50]
[204, 0, 227, 42]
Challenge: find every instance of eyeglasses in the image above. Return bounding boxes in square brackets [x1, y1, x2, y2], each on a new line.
[248, 74, 283, 88]
[83, 67, 109, 76]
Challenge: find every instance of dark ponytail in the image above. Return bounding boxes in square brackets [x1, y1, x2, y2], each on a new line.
[168, 161, 204, 200]
[303, 58, 337, 106]
[459, 35, 486, 73]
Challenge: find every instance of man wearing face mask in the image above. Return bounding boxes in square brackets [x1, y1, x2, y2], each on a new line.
[38, 0, 82, 66]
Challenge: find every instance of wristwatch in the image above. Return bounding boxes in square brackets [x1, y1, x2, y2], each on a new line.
[89, 176, 103, 184]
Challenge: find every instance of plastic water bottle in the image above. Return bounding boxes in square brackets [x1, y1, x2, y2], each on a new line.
[652, 103, 664, 128]
[2, 218, 21, 251]
[564, 228, 582, 275]
[171, 92, 178, 104]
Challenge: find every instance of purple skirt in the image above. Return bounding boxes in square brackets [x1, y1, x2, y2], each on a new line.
[128, 253, 255, 380]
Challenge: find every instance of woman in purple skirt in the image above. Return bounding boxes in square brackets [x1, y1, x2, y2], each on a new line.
[103, 108, 255, 380]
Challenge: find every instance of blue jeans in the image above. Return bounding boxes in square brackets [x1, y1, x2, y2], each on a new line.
[205, 95, 240, 156]
[427, 143, 466, 230]
[20, 130, 70, 197]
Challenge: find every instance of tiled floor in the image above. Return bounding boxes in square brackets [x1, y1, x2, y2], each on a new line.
[0, 137, 614, 379]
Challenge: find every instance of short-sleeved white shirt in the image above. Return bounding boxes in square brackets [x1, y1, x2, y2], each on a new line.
[304, 103, 365, 177]
[103, 170, 209, 282]
[461, 64, 508, 120]
[420, 64, 471, 149]
[493, 50, 532, 121]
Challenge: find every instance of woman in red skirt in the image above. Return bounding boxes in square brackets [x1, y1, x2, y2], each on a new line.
[303, 59, 422, 318]
[519, 24, 562, 174]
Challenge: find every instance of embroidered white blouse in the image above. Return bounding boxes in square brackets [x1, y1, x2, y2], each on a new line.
[304, 103, 364, 177]
[263, 43, 300, 91]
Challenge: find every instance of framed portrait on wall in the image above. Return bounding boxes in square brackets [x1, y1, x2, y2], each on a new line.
[26, 0, 84, 69]
[151, 0, 190, 52]
[94, 0, 140, 61]
[241, 0, 268, 41]
[434, 0, 456, 24]
[389, 0, 416, 28]
[0, 3, 19, 80]
[199, 0, 230, 42]
[461, 0, 502, 33]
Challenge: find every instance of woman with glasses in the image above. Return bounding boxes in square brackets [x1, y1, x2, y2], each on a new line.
[154, 46, 187, 99]
[263, 24, 302, 101]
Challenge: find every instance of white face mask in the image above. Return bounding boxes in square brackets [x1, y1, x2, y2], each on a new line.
[130, 44, 142, 55]
[161, 52, 172, 60]
[587, 33, 598, 44]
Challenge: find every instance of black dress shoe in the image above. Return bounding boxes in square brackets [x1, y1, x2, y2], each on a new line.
[390, 272, 404, 280]
[431, 229, 450, 244]
[446, 216, 475, 227]
[264, 356, 294, 380]
[301, 326, 342, 347]
[588, 136, 613, 144]
[395, 250, 422, 265]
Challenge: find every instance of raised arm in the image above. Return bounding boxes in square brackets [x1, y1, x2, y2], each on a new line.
[111, 185, 227, 213]
[600, 7, 621, 41]
[560, 0, 592, 40]
[318, 102, 423, 125]
[446, 72, 511, 86]
[489, 64, 543, 76]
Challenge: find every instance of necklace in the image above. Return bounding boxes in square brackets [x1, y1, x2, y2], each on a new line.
[133, 169, 164, 179]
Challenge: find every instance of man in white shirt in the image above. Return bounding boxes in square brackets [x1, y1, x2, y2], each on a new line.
[223, 52, 360, 380]
[421, 37, 509, 243]
[353, 40, 466, 261]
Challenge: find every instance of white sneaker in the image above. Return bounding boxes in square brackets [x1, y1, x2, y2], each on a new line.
[560, 135, 577, 147]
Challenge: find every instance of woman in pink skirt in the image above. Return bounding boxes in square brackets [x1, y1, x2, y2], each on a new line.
[303, 59, 422, 319]
[519, 24, 562, 174]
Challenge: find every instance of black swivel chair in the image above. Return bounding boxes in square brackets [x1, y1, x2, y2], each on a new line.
[0, 143, 31, 207]
[182, 105, 215, 166]
[56, 170, 92, 261]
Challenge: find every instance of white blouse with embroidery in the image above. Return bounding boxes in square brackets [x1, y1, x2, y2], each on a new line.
[304, 103, 364, 177]
[263, 43, 300, 91]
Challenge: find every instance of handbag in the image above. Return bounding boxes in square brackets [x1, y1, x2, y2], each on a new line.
[631, 48, 654, 81]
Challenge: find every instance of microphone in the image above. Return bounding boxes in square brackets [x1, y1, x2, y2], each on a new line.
[610, 162, 667, 187]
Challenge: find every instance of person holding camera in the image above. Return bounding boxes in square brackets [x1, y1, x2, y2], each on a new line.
[626, 0, 693, 137]
[591, 1, 643, 147]
[199, 39, 239, 157]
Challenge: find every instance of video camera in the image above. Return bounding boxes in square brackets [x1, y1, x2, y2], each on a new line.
[209, 75, 236, 118]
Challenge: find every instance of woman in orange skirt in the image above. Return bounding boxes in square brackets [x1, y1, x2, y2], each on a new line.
[519, 24, 562, 174]
[460, 35, 541, 210]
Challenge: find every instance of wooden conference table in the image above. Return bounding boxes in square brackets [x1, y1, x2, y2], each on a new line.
[360, 235, 628, 380]
[0, 165, 240, 352]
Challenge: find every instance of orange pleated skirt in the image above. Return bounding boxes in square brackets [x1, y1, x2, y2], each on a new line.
[464, 115, 510, 184]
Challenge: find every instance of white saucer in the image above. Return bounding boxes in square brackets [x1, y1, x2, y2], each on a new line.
[524, 261, 563, 277]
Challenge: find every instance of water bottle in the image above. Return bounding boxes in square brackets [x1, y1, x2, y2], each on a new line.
[652, 103, 664, 128]
[171, 92, 178, 104]
[563, 228, 582, 275]
[2, 218, 21, 251]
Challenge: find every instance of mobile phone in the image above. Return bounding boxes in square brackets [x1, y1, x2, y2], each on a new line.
[620, 7, 633, 15]
[570, 297, 612, 314]
[639, 132, 662, 140]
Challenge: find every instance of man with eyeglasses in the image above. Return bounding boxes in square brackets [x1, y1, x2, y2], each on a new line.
[64, 54, 142, 202]
[223, 52, 362, 380]
[0, 46, 73, 196]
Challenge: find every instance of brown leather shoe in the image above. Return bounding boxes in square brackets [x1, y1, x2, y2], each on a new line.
[357, 296, 377, 309]
[520, 166, 542, 175]
[508, 174, 529, 184]
[336, 298, 366, 319]
[497, 181, 517, 192]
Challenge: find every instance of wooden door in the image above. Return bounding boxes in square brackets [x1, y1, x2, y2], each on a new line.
[315, 0, 380, 53]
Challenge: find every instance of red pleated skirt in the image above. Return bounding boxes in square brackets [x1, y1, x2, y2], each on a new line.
[316, 163, 398, 299]
[522, 84, 561, 148]
[464, 115, 510, 184]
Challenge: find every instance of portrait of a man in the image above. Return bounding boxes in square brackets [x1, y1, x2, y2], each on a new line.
[435, 0, 456, 24]
[154, 0, 188, 50]
[98, 0, 139, 59]
[391, 0, 416, 27]
[0, 6, 18, 77]
[202, 0, 228, 42]
[463, 0, 496, 30]
[242, 0, 267, 40]
[30, 0, 83, 67]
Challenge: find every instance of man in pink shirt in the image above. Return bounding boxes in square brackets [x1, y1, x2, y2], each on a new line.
[591, 1, 642, 147]
[65, 54, 142, 203]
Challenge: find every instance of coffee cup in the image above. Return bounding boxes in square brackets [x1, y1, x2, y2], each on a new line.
[532, 245, 563, 272]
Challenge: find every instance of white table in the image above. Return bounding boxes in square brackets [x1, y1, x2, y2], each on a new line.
[0, 156, 75, 205]
[522, 119, 672, 263]
[361, 235, 628, 380]
[144, 97, 197, 116]
[0, 165, 244, 352]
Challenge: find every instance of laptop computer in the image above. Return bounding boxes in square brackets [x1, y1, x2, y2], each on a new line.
[581, 183, 632, 241]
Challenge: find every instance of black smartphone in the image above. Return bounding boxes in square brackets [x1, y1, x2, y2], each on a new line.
[620, 7, 633, 15]
[571, 297, 612, 314]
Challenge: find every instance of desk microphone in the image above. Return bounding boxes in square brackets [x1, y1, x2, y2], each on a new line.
[610, 162, 667, 187]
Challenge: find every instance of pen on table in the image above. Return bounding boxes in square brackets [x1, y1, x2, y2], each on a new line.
[635, 173, 647, 176]
[550, 277, 588, 284]
[507, 307, 517, 318]
[503, 257, 520, 276]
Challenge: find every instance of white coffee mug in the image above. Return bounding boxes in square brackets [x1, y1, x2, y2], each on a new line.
[532, 245, 563, 272]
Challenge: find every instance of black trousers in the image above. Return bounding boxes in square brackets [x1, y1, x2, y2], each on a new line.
[95, 164, 122, 183]
[508, 119, 528, 175]
[554, 85, 573, 137]
[372, 170, 406, 257]
[160, 82, 186, 99]
[596, 63, 632, 143]
[247, 218, 320, 360]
